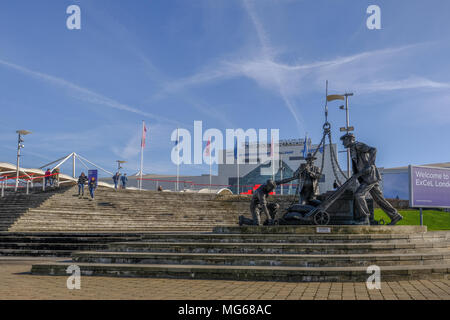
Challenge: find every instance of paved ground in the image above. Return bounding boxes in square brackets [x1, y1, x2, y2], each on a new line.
[0, 258, 449, 300]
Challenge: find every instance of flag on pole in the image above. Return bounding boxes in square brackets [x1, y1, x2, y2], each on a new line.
[139, 121, 147, 190]
[326, 94, 345, 102]
[176, 128, 180, 191]
[234, 137, 238, 160]
[234, 137, 239, 195]
[141, 122, 148, 148]
[271, 136, 274, 181]
[204, 137, 211, 157]
[204, 137, 212, 191]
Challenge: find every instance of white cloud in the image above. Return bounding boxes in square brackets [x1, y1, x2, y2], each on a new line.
[242, 0, 305, 133]
[355, 77, 450, 94]
[160, 41, 445, 105]
[0, 58, 180, 126]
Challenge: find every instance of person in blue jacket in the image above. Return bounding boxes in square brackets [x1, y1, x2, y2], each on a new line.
[120, 173, 128, 189]
[77, 172, 88, 197]
[88, 176, 97, 199]
[112, 172, 120, 190]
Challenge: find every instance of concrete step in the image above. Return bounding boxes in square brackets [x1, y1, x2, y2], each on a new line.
[10, 220, 234, 226]
[30, 262, 450, 282]
[0, 236, 144, 243]
[72, 251, 450, 267]
[0, 232, 167, 254]
[0, 232, 153, 237]
[0, 249, 73, 257]
[213, 225, 428, 235]
[138, 232, 449, 244]
[108, 241, 450, 254]
[9, 227, 214, 232]
[13, 215, 235, 221]
[0, 242, 109, 251]
[8, 223, 223, 229]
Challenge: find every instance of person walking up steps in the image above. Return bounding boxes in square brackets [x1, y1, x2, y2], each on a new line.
[88, 176, 97, 200]
[44, 168, 51, 188]
[77, 172, 88, 197]
[121, 173, 128, 189]
[112, 172, 120, 190]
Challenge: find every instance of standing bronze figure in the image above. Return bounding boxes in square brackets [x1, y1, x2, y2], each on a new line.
[276, 152, 321, 206]
[294, 153, 321, 205]
[340, 133, 403, 225]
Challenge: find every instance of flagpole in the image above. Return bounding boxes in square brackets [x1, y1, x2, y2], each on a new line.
[176, 128, 179, 192]
[234, 138, 239, 195]
[271, 137, 274, 182]
[209, 137, 212, 193]
[139, 121, 144, 191]
[210, 155, 212, 192]
[237, 154, 239, 195]
[280, 154, 283, 195]
[205, 136, 212, 192]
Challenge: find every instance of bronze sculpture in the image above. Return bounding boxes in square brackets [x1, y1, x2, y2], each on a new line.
[293, 153, 321, 206]
[238, 153, 321, 226]
[340, 133, 403, 225]
[239, 180, 279, 226]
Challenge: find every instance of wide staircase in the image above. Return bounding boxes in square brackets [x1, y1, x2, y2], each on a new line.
[5, 186, 251, 232]
[0, 187, 71, 232]
[31, 226, 450, 282]
[0, 186, 257, 256]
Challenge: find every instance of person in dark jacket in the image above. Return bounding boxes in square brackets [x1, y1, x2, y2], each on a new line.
[120, 173, 128, 189]
[51, 168, 60, 187]
[238, 180, 279, 226]
[341, 133, 403, 225]
[77, 172, 88, 197]
[112, 172, 120, 190]
[88, 176, 97, 199]
[45, 169, 51, 187]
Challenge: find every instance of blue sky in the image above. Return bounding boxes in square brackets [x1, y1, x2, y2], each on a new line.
[0, 0, 449, 177]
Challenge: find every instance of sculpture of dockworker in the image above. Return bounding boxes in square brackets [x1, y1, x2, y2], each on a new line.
[340, 133, 403, 225]
[295, 153, 321, 205]
[239, 180, 279, 226]
[277, 152, 321, 206]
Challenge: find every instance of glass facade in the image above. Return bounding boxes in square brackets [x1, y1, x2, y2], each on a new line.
[229, 160, 297, 194]
[381, 171, 409, 200]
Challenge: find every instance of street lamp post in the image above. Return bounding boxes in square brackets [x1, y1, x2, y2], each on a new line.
[15, 130, 32, 192]
[116, 160, 127, 188]
[116, 160, 126, 174]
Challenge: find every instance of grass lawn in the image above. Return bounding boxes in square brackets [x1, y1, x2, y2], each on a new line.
[374, 208, 450, 230]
